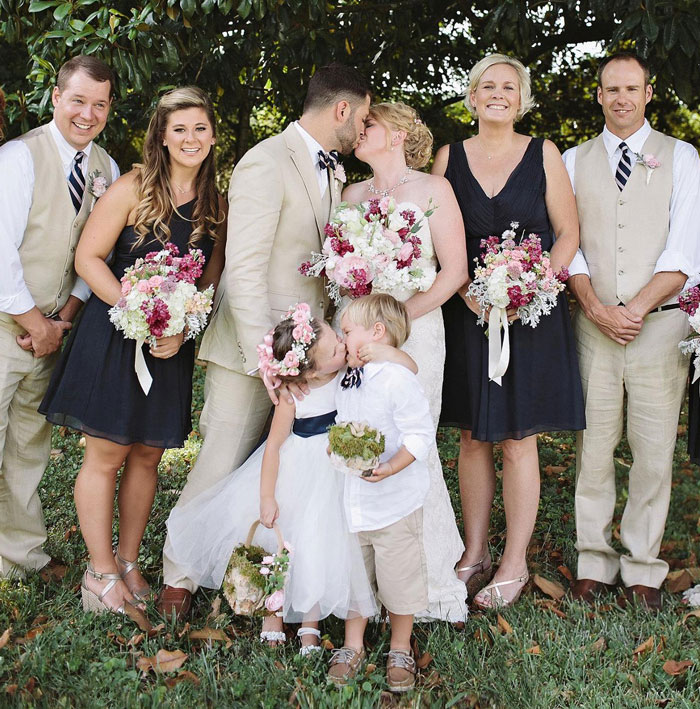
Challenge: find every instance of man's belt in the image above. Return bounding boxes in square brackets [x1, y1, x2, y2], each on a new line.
[617, 302, 680, 313]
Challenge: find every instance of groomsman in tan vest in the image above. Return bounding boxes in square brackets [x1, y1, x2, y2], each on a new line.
[0, 56, 119, 579]
[159, 65, 371, 619]
[563, 53, 700, 610]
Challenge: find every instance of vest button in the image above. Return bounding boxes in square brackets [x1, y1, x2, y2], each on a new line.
[617, 223, 625, 228]
[618, 246, 623, 252]
[618, 200, 625, 206]
[618, 269, 624, 275]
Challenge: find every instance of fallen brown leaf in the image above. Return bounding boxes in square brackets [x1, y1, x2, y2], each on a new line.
[147, 623, 165, 638]
[127, 633, 145, 647]
[533, 574, 565, 600]
[421, 670, 442, 689]
[497, 614, 513, 635]
[274, 661, 285, 671]
[164, 670, 200, 688]
[473, 627, 492, 645]
[633, 636, 654, 656]
[526, 644, 541, 655]
[544, 465, 567, 474]
[682, 609, 700, 624]
[5, 684, 17, 695]
[177, 622, 191, 638]
[662, 660, 693, 676]
[124, 604, 153, 632]
[364, 663, 377, 675]
[0, 628, 10, 650]
[321, 638, 334, 650]
[590, 637, 606, 652]
[137, 649, 188, 674]
[416, 651, 433, 669]
[189, 627, 232, 648]
[656, 636, 666, 653]
[557, 565, 574, 582]
[665, 569, 693, 593]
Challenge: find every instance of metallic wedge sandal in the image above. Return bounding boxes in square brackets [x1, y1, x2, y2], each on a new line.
[115, 549, 152, 602]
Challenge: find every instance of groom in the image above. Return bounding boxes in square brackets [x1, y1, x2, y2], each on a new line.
[159, 64, 371, 619]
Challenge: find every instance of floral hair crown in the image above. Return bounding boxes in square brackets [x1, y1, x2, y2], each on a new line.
[257, 303, 316, 379]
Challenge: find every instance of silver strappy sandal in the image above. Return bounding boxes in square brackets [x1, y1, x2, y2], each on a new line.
[115, 549, 152, 602]
[81, 564, 126, 614]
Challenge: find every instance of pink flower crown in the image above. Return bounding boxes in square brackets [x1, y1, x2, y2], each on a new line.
[256, 303, 316, 380]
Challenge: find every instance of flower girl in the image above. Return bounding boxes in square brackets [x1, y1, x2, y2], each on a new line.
[165, 303, 414, 653]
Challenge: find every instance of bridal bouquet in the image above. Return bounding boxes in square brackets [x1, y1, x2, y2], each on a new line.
[467, 223, 568, 384]
[108, 243, 213, 394]
[328, 420, 385, 477]
[223, 521, 291, 616]
[678, 286, 700, 380]
[299, 197, 437, 304]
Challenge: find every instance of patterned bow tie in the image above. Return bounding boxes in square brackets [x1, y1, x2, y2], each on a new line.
[317, 149, 339, 172]
[340, 366, 363, 390]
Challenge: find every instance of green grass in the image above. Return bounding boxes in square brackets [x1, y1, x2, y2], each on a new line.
[1, 361, 699, 708]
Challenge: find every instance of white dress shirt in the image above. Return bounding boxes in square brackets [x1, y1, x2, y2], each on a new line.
[0, 120, 120, 315]
[336, 361, 434, 533]
[293, 121, 330, 198]
[563, 119, 700, 280]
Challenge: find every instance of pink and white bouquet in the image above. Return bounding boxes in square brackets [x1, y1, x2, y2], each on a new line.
[299, 197, 437, 304]
[678, 286, 700, 380]
[108, 243, 213, 393]
[467, 223, 568, 384]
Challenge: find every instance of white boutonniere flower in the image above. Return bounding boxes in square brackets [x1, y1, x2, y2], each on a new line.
[632, 152, 661, 185]
[334, 163, 346, 184]
[87, 169, 108, 210]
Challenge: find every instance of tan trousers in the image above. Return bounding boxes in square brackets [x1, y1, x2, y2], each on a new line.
[0, 324, 56, 578]
[163, 361, 271, 591]
[574, 308, 688, 588]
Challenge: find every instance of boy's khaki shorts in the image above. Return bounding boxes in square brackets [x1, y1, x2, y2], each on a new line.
[357, 507, 428, 615]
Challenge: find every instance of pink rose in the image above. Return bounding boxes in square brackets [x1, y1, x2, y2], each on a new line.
[91, 176, 108, 198]
[264, 589, 285, 612]
[383, 228, 400, 246]
[259, 567, 270, 576]
[137, 280, 151, 293]
[378, 196, 391, 215]
[148, 275, 164, 289]
[121, 280, 132, 295]
[283, 351, 300, 369]
[334, 163, 346, 183]
[261, 555, 274, 565]
[644, 154, 660, 168]
[397, 242, 414, 262]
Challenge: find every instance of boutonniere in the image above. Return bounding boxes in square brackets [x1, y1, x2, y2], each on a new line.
[333, 162, 346, 184]
[632, 152, 661, 185]
[87, 169, 108, 210]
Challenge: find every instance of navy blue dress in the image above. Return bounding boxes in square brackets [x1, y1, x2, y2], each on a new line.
[440, 138, 585, 441]
[40, 200, 214, 449]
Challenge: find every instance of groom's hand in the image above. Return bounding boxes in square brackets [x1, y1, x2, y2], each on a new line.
[591, 304, 643, 345]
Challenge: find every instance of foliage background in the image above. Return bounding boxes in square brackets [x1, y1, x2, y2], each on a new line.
[1, 0, 699, 185]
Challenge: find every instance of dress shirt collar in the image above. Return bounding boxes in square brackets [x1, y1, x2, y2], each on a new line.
[48, 119, 93, 170]
[361, 361, 390, 381]
[602, 119, 651, 158]
[293, 121, 326, 166]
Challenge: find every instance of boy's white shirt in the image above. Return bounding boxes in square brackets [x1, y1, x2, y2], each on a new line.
[335, 361, 434, 533]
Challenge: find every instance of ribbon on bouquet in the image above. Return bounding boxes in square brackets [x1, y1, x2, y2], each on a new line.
[487, 306, 511, 386]
[134, 338, 154, 395]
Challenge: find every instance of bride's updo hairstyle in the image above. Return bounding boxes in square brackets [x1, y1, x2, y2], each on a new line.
[133, 86, 224, 249]
[465, 54, 535, 122]
[369, 102, 433, 170]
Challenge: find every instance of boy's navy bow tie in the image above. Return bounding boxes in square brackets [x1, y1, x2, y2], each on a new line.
[317, 149, 340, 171]
[340, 366, 363, 390]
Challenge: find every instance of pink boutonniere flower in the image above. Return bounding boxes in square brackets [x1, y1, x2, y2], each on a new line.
[633, 152, 661, 185]
[334, 162, 346, 184]
[87, 169, 108, 211]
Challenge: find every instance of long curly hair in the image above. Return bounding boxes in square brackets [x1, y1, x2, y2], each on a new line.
[0, 87, 6, 143]
[132, 86, 223, 248]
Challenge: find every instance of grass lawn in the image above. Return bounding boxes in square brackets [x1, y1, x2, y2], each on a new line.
[1, 361, 699, 708]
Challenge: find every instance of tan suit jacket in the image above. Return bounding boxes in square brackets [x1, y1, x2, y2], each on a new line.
[199, 123, 340, 374]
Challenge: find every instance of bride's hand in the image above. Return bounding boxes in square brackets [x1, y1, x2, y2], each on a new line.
[461, 292, 483, 317]
[150, 332, 184, 358]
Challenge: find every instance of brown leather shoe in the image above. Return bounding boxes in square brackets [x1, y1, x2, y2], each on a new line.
[621, 584, 662, 612]
[157, 585, 192, 621]
[386, 649, 417, 693]
[570, 578, 615, 604]
[327, 646, 366, 686]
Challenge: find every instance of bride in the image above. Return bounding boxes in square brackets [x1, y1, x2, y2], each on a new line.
[340, 102, 470, 621]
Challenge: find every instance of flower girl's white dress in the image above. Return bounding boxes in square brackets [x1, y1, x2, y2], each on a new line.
[165, 373, 377, 623]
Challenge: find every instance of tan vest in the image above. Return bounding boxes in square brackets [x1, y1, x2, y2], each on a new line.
[574, 129, 675, 305]
[0, 125, 113, 332]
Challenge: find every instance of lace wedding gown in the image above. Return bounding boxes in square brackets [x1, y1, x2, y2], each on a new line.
[334, 201, 467, 622]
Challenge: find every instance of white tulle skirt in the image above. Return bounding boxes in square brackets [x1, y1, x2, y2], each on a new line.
[165, 432, 377, 623]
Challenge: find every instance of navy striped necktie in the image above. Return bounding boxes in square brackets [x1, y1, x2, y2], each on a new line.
[68, 151, 86, 212]
[615, 142, 632, 191]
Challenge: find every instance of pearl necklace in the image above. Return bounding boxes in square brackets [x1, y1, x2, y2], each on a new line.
[367, 167, 412, 197]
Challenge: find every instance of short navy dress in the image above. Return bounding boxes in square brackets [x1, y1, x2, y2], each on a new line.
[440, 138, 585, 441]
[40, 200, 214, 449]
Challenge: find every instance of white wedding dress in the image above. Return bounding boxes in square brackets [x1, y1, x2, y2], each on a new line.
[334, 201, 467, 622]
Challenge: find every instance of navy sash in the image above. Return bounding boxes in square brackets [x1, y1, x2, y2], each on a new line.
[292, 410, 337, 438]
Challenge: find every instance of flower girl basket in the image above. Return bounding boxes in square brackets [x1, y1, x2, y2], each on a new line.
[223, 520, 286, 616]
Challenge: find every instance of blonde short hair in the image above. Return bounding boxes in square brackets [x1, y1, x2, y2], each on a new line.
[369, 102, 433, 169]
[465, 54, 535, 122]
[341, 293, 411, 348]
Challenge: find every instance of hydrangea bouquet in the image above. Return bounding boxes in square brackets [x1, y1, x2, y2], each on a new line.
[678, 286, 700, 380]
[467, 222, 569, 384]
[299, 197, 437, 304]
[108, 243, 213, 394]
[328, 420, 386, 477]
